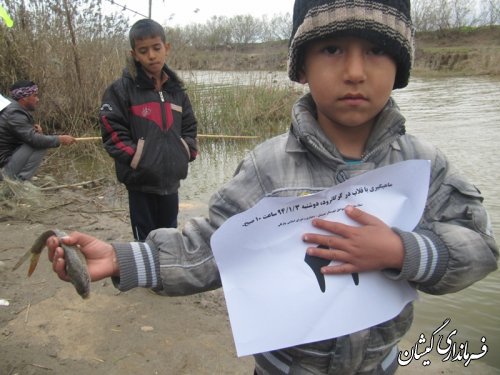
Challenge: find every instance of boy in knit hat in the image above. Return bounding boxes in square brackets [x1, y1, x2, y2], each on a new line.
[46, 1, 497, 374]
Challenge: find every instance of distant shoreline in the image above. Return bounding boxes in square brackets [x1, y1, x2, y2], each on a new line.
[170, 26, 500, 78]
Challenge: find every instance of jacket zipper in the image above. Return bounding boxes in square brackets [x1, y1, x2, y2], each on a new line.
[158, 91, 167, 131]
[361, 125, 405, 162]
[158, 91, 168, 189]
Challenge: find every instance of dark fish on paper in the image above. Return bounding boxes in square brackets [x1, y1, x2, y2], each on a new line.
[305, 245, 359, 293]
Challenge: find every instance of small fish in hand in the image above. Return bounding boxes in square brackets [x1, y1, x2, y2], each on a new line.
[12, 229, 91, 299]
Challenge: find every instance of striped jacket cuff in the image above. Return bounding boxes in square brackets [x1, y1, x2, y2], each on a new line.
[385, 229, 449, 286]
[111, 241, 160, 291]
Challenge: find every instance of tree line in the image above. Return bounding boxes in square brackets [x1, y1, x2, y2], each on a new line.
[167, 0, 499, 46]
[168, 13, 292, 48]
[412, 0, 500, 31]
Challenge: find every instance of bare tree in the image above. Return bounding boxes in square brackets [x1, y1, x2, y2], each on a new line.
[203, 16, 232, 48]
[450, 0, 473, 27]
[411, 0, 500, 30]
[61, 0, 83, 87]
[261, 13, 292, 41]
[229, 15, 261, 44]
[412, 0, 438, 31]
[480, 0, 500, 25]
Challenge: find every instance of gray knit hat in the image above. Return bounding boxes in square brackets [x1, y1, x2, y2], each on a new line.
[288, 0, 415, 89]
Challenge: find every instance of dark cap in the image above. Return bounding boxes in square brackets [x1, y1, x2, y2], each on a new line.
[288, 0, 415, 89]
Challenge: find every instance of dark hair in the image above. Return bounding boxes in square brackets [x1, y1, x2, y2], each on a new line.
[129, 19, 166, 49]
[10, 80, 36, 91]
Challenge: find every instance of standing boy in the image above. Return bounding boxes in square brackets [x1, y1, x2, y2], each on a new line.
[49, 1, 498, 374]
[0, 80, 76, 181]
[99, 19, 198, 241]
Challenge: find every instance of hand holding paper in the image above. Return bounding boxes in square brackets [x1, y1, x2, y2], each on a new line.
[303, 205, 405, 275]
[211, 160, 430, 356]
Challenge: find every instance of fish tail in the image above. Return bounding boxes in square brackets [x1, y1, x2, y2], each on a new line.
[11, 249, 31, 271]
[28, 253, 41, 276]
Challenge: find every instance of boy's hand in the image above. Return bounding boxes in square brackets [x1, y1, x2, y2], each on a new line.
[303, 206, 404, 275]
[47, 231, 119, 282]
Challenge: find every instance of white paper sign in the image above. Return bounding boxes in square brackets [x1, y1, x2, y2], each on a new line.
[211, 160, 430, 356]
[0, 93, 11, 112]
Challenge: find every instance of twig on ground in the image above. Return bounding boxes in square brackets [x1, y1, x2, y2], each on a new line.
[81, 209, 126, 215]
[37, 200, 73, 213]
[24, 301, 31, 323]
[29, 363, 52, 370]
[39, 177, 106, 191]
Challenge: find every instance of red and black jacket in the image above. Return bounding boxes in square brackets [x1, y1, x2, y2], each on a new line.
[99, 61, 198, 194]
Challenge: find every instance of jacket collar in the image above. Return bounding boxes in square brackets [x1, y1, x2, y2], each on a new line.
[123, 57, 184, 91]
[287, 93, 406, 163]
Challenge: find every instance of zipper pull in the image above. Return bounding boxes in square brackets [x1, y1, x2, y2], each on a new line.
[159, 91, 165, 102]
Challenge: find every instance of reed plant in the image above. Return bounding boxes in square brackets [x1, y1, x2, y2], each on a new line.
[186, 72, 305, 139]
[37, 76, 305, 184]
[1, 72, 306, 199]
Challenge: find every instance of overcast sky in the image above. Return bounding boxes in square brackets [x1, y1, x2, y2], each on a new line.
[104, 0, 294, 26]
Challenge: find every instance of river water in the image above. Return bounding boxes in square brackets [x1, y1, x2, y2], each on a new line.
[178, 72, 500, 370]
[393, 76, 500, 371]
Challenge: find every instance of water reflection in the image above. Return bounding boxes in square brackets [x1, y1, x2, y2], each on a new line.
[182, 140, 254, 202]
[393, 77, 500, 370]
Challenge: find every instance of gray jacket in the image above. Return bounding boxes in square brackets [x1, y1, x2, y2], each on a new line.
[112, 94, 498, 374]
[0, 99, 60, 167]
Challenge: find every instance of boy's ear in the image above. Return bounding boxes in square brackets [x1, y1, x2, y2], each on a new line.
[130, 49, 138, 61]
[164, 42, 171, 56]
[297, 68, 308, 84]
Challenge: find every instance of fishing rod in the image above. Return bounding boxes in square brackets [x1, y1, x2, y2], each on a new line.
[75, 134, 259, 142]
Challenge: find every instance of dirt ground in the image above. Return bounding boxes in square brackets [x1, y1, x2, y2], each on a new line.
[1, 182, 498, 375]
